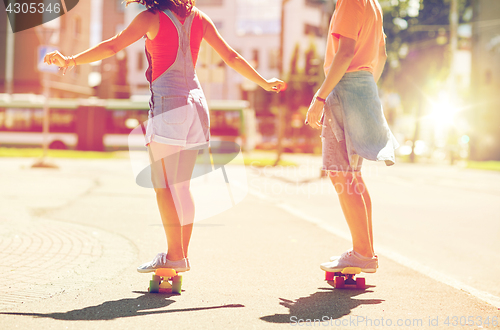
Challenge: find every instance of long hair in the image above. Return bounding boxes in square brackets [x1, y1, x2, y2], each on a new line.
[124, 0, 195, 18]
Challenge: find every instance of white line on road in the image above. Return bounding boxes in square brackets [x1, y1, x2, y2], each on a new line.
[247, 188, 500, 309]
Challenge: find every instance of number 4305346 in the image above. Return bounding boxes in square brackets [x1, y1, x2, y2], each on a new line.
[6, 2, 61, 14]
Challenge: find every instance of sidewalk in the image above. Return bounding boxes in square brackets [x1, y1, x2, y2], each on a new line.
[0, 157, 499, 329]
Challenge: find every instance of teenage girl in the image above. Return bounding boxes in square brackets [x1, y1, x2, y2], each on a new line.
[44, 0, 284, 273]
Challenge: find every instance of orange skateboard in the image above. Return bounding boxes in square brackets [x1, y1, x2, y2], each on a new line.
[325, 267, 366, 289]
[148, 268, 182, 294]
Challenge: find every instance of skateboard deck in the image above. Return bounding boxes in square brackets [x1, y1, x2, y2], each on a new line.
[325, 267, 366, 289]
[148, 268, 182, 294]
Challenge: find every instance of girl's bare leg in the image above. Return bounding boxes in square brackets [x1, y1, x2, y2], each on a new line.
[172, 148, 199, 256]
[148, 142, 197, 261]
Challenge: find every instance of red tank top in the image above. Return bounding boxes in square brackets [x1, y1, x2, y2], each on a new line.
[145, 8, 204, 82]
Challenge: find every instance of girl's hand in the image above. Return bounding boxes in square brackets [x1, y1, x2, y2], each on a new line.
[43, 50, 67, 67]
[264, 78, 286, 93]
[305, 97, 325, 130]
[44, 50, 75, 75]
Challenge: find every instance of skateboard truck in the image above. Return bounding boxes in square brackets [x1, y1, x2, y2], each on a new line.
[325, 267, 365, 289]
[148, 268, 182, 294]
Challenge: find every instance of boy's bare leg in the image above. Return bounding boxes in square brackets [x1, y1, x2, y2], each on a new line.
[355, 174, 374, 255]
[329, 172, 374, 258]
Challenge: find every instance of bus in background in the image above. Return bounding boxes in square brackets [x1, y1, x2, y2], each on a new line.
[105, 97, 257, 152]
[0, 94, 257, 152]
[0, 94, 78, 149]
[201, 100, 257, 152]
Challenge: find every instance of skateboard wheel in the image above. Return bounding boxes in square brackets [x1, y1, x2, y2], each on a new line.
[325, 272, 334, 281]
[159, 281, 172, 290]
[149, 280, 160, 293]
[356, 277, 366, 289]
[334, 277, 345, 289]
[152, 275, 161, 282]
[172, 275, 182, 294]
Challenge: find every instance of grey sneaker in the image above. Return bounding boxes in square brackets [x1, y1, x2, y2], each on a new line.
[321, 250, 377, 273]
[137, 253, 190, 273]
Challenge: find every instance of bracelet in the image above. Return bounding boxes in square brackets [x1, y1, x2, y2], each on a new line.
[62, 55, 76, 75]
[315, 96, 326, 103]
[68, 55, 77, 66]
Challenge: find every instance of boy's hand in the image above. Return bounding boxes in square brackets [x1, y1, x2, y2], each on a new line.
[306, 97, 324, 130]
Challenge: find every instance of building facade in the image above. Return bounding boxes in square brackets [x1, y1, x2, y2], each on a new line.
[471, 0, 500, 160]
[124, 0, 329, 101]
[0, 0, 126, 99]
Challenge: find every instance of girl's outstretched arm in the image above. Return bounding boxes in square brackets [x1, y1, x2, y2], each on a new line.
[201, 12, 284, 93]
[44, 10, 156, 70]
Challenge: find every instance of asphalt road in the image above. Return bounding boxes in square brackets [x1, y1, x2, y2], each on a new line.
[0, 155, 499, 329]
[249, 155, 500, 304]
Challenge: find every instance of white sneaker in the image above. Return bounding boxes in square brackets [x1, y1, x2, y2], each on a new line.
[330, 250, 379, 268]
[137, 253, 190, 273]
[330, 249, 354, 261]
[322, 250, 377, 273]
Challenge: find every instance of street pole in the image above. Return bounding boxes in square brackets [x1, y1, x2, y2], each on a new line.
[448, 0, 459, 165]
[42, 72, 50, 159]
[5, 0, 15, 94]
[32, 29, 58, 168]
[449, 0, 459, 89]
[32, 57, 57, 168]
[274, 0, 290, 166]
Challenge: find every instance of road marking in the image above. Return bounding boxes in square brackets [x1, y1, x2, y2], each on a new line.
[247, 188, 500, 309]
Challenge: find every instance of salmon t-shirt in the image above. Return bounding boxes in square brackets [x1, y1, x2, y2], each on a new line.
[324, 0, 386, 76]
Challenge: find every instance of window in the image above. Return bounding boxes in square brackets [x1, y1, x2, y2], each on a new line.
[210, 110, 241, 136]
[74, 16, 81, 38]
[236, 0, 280, 35]
[196, 0, 223, 5]
[0, 108, 76, 133]
[137, 52, 144, 71]
[269, 48, 279, 70]
[304, 24, 323, 37]
[305, 0, 327, 6]
[485, 70, 492, 85]
[252, 49, 260, 69]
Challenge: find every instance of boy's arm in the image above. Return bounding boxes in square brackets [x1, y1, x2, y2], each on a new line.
[373, 38, 387, 83]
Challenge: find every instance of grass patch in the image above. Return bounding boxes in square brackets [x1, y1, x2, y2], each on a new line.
[0, 148, 117, 159]
[1, 148, 298, 166]
[242, 158, 296, 167]
[199, 154, 297, 167]
[467, 161, 500, 172]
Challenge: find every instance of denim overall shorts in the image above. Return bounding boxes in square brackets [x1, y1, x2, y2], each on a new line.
[144, 9, 210, 149]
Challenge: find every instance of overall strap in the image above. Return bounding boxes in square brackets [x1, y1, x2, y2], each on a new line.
[163, 9, 195, 55]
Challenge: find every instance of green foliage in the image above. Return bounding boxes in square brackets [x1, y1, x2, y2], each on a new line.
[281, 41, 323, 140]
[380, 0, 472, 108]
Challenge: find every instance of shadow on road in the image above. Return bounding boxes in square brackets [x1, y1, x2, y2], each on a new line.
[260, 287, 383, 324]
[1, 293, 244, 321]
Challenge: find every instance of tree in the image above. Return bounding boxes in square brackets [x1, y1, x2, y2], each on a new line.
[380, 0, 472, 161]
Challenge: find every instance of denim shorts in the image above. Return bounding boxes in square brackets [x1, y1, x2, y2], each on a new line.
[145, 92, 210, 150]
[322, 115, 364, 172]
[321, 71, 391, 172]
